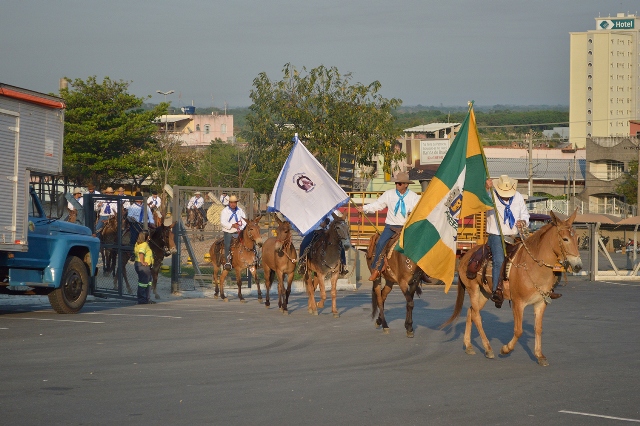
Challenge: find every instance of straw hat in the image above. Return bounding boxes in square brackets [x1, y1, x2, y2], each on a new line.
[104, 187, 114, 194]
[117, 187, 125, 192]
[492, 175, 518, 198]
[391, 171, 414, 184]
[194, 191, 201, 195]
[73, 187, 83, 195]
[229, 195, 239, 203]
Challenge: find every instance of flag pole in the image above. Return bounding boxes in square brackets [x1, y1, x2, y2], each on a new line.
[470, 101, 507, 257]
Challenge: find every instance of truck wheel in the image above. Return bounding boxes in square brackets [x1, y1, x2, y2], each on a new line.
[48, 256, 89, 314]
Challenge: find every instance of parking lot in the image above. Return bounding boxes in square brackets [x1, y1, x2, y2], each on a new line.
[1, 277, 639, 425]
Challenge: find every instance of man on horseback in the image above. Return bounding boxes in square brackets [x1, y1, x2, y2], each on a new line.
[486, 175, 529, 307]
[298, 211, 349, 276]
[96, 187, 117, 236]
[187, 191, 206, 226]
[127, 191, 155, 249]
[117, 187, 130, 210]
[220, 195, 247, 270]
[358, 171, 420, 282]
[147, 190, 161, 210]
[67, 187, 84, 223]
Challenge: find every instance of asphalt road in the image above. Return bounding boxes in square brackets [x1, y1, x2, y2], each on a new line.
[1, 277, 639, 425]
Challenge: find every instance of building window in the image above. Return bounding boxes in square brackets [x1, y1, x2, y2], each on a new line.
[589, 160, 624, 181]
[196, 124, 200, 131]
[221, 124, 227, 134]
[204, 124, 210, 134]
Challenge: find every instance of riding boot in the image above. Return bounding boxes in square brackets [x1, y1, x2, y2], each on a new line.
[549, 289, 562, 299]
[339, 263, 349, 277]
[368, 269, 381, 282]
[491, 288, 504, 308]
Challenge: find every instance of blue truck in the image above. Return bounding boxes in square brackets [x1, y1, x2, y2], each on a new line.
[0, 83, 100, 313]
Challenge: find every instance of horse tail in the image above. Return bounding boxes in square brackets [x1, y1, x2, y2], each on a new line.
[440, 276, 466, 329]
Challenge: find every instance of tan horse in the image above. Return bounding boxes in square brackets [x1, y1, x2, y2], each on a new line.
[302, 213, 351, 317]
[366, 233, 429, 337]
[209, 216, 264, 302]
[261, 216, 298, 313]
[442, 210, 582, 366]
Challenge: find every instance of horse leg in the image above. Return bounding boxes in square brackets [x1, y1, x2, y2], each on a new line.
[235, 269, 245, 303]
[283, 272, 294, 314]
[263, 267, 272, 307]
[316, 274, 327, 309]
[151, 264, 160, 300]
[219, 270, 229, 301]
[121, 258, 133, 294]
[469, 288, 494, 359]
[212, 264, 220, 298]
[533, 301, 548, 366]
[305, 271, 318, 315]
[402, 280, 418, 338]
[501, 299, 525, 357]
[330, 272, 339, 318]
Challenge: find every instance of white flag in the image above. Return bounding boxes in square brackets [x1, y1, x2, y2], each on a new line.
[268, 137, 349, 235]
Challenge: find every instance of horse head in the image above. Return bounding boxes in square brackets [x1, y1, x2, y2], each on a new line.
[274, 215, 292, 252]
[330, 213, 352, 251]
[550, 209, 582, 273]
[244, 215, 264, 248]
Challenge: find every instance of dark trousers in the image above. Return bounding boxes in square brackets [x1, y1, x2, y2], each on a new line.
[487, 234, 504, 292]
[372, 225, 402, 271]
[300, 230, 346, 264]
[223, 232, 238, 262]
[134, 262, 152, 304]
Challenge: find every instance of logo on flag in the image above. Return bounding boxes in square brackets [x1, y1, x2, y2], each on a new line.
[294, 173, 315, 193]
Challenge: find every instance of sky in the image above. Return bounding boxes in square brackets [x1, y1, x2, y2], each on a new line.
[2, 0, 639, 109]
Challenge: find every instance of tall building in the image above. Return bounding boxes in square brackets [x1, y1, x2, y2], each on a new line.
[570, 13, 640, 148]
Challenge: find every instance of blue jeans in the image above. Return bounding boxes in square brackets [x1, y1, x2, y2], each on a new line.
[223, 232, 238, 262]
[372, 225, 402, 271]
[96, 215, 111, 233]
[134, 262, 152, 304]
[488, 234, 505, 292]
[300, 231, 346, 264]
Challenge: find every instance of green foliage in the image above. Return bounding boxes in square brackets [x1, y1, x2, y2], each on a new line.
[616, 160, 638, 205]
[244, 64, 404, 193]
[60, 76, 166, 187]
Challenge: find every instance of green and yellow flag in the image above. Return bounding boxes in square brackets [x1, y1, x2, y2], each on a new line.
[396, 104, 492, 292]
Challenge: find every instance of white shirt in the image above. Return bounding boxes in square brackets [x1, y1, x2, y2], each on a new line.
[99, 199, 118, 216]
[362, 189, 420, 226]
[68, 196, 84, 211]
[486, 191, 530, 236]
[147, 195, 161, 209]
[187, 196, 204, 209]
[221, 206, 247, 234]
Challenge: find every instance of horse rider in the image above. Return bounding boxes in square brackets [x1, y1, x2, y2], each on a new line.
[147, 190, 161, 211]
[299, 210, 349, 276]
[67, 187, 84, 223]
[127, 191, 155, 249]
[187, 191, 207, 224]
[96, 187, 117, 235]
[486, 175, 530, 308]
[117, 187, 130, 210]
[87, 183, 100, 196]
[220, 195, 247, 270]
[357, 171, 420, 282]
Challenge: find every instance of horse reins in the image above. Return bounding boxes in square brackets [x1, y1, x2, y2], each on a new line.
[276, 234, 297, 263]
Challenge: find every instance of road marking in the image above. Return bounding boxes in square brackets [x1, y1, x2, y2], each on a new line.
[4, 318, 105, 324]
[599, 281, 640, 287]
[83, 312, 182, 319]
[559, 410, 640, 422]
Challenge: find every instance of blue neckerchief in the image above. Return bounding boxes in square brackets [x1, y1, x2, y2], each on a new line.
[104, 202, 111, 215]
[394, 189, 408, 218]
[139, 205, 144, 222]
[229, 207, 239, 223]
[495, 190, 515, 229]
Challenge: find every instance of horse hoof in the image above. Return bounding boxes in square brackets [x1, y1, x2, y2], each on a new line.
[282, 310, 289, 316]
[485, 350, 495, 359]
[258, 297, 263, 303]
[406, 330, 414, 338]
[240, 299, 247, 304]
[537, 357, 549, 367]
[383, 328, 390, 334]
[317, 301, 325, 309]
[465, 347, 477, 355]
[500, 345, 510, 355]
[279, 307, 284, 313]
[214, 294, 219, 299]
[333, 312, 340, 318]
[223, 298, 229, 302]
[312, 311, 318, 316]
[265, 304, 270, 309]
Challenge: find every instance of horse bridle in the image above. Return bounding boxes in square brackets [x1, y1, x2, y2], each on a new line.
[519, 224, 579, 269]
[276, 230, 297, 263]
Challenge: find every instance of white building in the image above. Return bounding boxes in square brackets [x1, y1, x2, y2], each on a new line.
[155, 113, 234, 147]
[569, 13, 640, 149]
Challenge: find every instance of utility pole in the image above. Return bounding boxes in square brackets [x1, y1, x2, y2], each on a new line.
[156, 90, 174, 135]
[528, 129, 533, 197]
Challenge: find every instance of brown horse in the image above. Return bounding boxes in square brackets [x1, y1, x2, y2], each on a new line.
[442, 210, 582, 366]
[98, 215, 134, 292]
[261, 216, 298, 313]
[148, 222, 177, 300]
[302, 213, 351, 317]
[366, 233, 428, 337]
[187, 207, 206, 240]
[209, 216, 264, 302]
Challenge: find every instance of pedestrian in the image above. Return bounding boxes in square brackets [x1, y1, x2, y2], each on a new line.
[133, 230, 154, 304]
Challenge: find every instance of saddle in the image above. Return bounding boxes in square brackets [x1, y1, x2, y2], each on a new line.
[466, 239, 522, 285]
[366, 228, 402, 273]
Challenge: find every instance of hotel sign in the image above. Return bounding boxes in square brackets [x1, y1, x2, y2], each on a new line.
[597, 19, 635, 30]
[420, 140, 450, 165]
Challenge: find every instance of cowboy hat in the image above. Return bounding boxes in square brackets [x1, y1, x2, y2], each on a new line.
[391, 171, 414, 184]
[228, 195, 239, 202]
[492, 175, 518, 198]
[73, 187, 83, 195]
[194, 191, 201, 195]
[104, 187, 114, 194]
[117, 187, 125, 192]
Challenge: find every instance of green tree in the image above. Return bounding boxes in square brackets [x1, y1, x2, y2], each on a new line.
[616, 160, 638, 205]
[244, 64, 404, 192]
[60, 76, 166, 188]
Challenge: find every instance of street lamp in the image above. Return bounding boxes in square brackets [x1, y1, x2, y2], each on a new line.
[156, 90, 174, 134]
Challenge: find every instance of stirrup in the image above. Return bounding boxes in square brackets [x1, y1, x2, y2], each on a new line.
[224, 262, 232, 271]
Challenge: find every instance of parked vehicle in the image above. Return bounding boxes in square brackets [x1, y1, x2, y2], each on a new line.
[0, 83, 100, 313]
